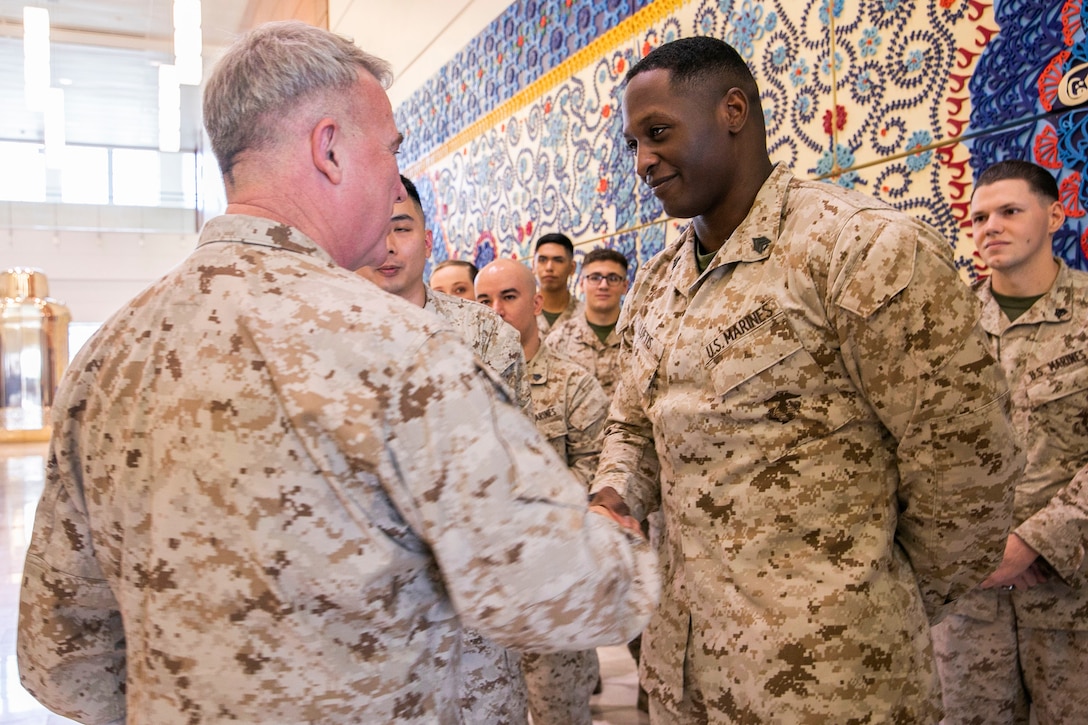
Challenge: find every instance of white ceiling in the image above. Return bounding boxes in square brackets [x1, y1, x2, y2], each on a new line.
[330, 0, 513, 108]
[0, 0, 512, 150]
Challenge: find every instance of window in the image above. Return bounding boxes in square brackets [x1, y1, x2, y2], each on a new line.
[0, 143, 46, 202]
[111, 148, 161, 206]
[60, 146, 109, 204]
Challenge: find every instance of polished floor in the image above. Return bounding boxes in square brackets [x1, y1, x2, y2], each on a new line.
[0, 441, 648, 725]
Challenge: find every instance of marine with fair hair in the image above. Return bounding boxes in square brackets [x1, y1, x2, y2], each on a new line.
[430, 259, 479, 301]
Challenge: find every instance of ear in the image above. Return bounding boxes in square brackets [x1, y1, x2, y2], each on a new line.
[425, 229, 434, 257]
[1047, 199, 1066, 234]
[532, 292, 544, 316]
[311, 117, 342, 184]
[719, 87, 750, 133]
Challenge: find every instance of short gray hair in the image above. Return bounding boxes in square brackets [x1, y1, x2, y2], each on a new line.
[203, 21, 392, 179]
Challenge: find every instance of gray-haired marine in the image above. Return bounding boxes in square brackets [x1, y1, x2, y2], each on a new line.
[16, 21, 658, 725]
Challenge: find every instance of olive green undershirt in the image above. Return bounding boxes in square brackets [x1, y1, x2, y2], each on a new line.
[587, 320, 616, 344]
[695, 238, 716, 273]
[543, 309, 562, 325]
[991, 289, 1044, 322]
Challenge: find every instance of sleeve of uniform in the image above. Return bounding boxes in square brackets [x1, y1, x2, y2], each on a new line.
[1015, 462, 1088, 581]
[381, 329, 659, 652]
[829, 210, 1021, 621]
[493, 323, 534, 415]
[18, 443, 127, 725]
[563, 371, 610, 489]
[592, 290, 662, 522]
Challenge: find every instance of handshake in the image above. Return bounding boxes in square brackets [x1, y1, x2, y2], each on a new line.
[588, 486, 645, 539]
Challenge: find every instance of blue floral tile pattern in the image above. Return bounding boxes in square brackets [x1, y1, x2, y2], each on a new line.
[400, 0, 1087, 278]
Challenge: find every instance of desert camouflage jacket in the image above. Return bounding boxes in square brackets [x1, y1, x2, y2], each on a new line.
[956, 261, 1088, 629]
[527, 341, 610, 488]
[593, 164, 1021, 723]
[546, 314, 622, 400]
[536, 295, 583, 338]
[17, 214, 659, 725]
[425, 285, 531, 413]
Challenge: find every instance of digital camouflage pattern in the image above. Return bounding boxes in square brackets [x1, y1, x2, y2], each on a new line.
[933, 260, 1088, 723]
[424, 284, 532, 723]
[17, 215, 659, 725]
[593, 164, 1022, 723]
[520, 341, 610, 725]
[536, 295, 583, 338]
[521, 649, 600, 725]
[426, 285, 531, 413]
[525, 341, 609, 489]
[547, 313, 623, 399]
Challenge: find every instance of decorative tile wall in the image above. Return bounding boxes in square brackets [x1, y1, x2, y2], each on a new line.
[397, 0, 1088, 281]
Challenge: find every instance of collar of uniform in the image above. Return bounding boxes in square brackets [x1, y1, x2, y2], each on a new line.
[422, 283, 437, 311]
[196, 214, 336, 266]
[527, 339, 553, 383]
[978, 257, 1078, 333]
[674, 163, 791, 296]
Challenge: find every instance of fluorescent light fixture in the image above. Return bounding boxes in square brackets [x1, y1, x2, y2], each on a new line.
[159, 64, 181, 153]
[43, 87, 65, 168]
[173, 0, 203, 86]
[23, 6, 50, 111]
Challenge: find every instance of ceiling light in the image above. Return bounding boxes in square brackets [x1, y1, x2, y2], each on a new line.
[23, 6, 50, 111]
[159, 65, 181, 153]
[173, 0, 203, 86]
[43, 87, 65, 169]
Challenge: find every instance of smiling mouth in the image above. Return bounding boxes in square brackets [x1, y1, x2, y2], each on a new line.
[648, 175, 676, 192]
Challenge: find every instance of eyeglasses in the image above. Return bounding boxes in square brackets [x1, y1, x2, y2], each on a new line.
[584, 273, 625, 287]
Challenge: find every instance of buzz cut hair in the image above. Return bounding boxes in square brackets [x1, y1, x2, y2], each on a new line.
[625, 36, 759, 106]
[535, 233, 574, 257]
[974, 159, 1060, 203]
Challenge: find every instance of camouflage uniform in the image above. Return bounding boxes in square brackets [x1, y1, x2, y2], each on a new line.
[536, 295, 584, 338]
[593, 165, 1021, 723]
[519, 341, 610, 725]
[424, 285, 532, 723]
[932, 260, 1088, 724]
[16, 215, 660, 725]
[547, 313, 623, 399]
[426, 285, 531, 412]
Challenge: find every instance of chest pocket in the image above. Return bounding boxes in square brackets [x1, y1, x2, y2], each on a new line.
[1025, 357, 1088, 452]
[705, 311, 864, 463]
[534, 406, 569, 461]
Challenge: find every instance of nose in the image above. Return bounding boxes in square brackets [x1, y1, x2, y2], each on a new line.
[394, 179, 407, 204]
[635, 145, 657, 182]
[978, 215, 1001, 237]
